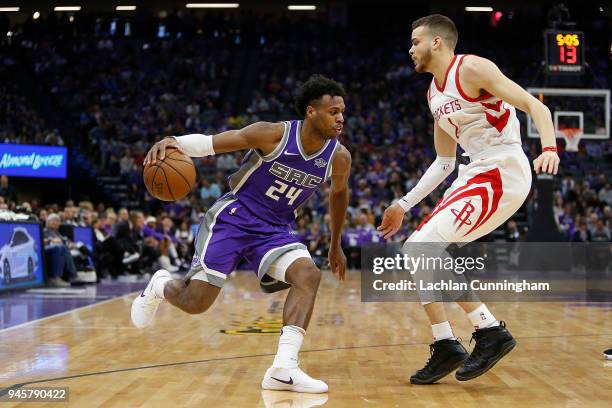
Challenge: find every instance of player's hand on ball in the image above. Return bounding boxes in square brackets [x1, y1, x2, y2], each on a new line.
[378, 203, 405, 240]
[328, 244, 346, 282]
[144, 137, 185, 166]
[533, 151, 560, 175]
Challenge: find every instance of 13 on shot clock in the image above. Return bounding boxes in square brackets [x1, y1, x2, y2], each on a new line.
[544, 29, 585, 74]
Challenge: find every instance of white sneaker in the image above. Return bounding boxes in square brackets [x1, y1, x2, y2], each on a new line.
[261, 390, 328, 407]
[262, 366, 328, 393]
[130, 269, 170, 328]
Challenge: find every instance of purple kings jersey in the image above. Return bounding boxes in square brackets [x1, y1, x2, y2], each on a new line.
[227, 120, 340, 225]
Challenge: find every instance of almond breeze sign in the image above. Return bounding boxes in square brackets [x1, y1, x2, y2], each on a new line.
[0, 144, 67, 179]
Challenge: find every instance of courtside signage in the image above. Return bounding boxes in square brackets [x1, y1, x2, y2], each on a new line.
[0, 144, 67, 178]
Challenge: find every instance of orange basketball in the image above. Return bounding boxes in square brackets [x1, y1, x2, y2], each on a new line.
[143, 148, 196, 201]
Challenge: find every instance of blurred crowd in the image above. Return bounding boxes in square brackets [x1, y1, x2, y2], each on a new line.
[1, 8, 611, 284]
[1, 177, 196, 286]
[552, 174, 612, 242]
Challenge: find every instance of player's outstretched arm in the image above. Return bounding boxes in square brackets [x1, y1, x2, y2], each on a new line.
[144, 122, 284, 165]
[458, 55, 560, 175]
[377, 122, 456, 239]
[328, 145, 351, 281]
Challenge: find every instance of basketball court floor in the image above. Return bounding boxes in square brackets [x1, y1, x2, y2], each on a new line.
[0, 271, 610, 407]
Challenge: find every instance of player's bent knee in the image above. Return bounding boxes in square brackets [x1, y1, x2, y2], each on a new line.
[286, 263, 321, 292]
[182, 280, 220, 314]
[184, 300, 211, 315]
[183, 294, 216, 314]
[308, 266, 322, 288]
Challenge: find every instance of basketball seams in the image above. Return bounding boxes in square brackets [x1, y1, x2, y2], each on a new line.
[144, 163, 162, 197]
[160, 158, 194, 192]
[143, 150, 195, 201]
[164, 157, 194, 166]
[157, 165, 176, 201]
[165, 150, 195, 165]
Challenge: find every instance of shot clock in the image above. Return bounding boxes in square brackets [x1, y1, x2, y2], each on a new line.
[544, 29, 585, 74]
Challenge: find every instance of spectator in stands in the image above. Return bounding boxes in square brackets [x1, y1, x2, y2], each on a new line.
[118, 208, 129, 223]
[43, 129, 64, 146]
[144, 216, 159, 233]
[176, 221, 195, 246]
[114, 211, 144, 273]
[93, 212, 125, 279]
[591, 219, 611, 242]
[0, 176, 17, 204]
[506, 220, 520, 242]
[43, 213, 77, 287]
[572, 221, 592, 242]
[62, 205, 79, 226]
[603, 206, 612, 228]
[599, 183, 612, 206]
[104, 209, 117, 236]
[115, 210, 164, 274]
[120, 149, 134, 175]
[200, 178, 221, 206]
[216, 153, 238, 171]
[79, 209, 93, 227]
[175, 220, 195, 262]
[557, 204, 574, 238]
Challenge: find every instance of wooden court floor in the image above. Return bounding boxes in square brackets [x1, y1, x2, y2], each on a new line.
[1, 271, 611, 407]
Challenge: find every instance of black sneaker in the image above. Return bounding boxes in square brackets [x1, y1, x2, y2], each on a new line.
[604, 349, 612, 360]
[456, 321, 516, 381]
[410, 339, 469, 385]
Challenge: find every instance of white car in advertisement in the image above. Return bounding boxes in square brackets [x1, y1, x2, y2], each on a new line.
[1, 227, 39, 284]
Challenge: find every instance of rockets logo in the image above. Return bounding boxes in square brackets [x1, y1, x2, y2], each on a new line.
[417, 168, 503, 237]
[451, 199, 475, 229]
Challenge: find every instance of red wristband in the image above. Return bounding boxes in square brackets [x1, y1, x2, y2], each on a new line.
[543, 146, 558, 153]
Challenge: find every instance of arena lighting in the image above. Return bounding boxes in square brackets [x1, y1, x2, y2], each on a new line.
[116, 6, 137, 11]
[33, 11, 40, 19]
[288, 5, 317, 10]
[53, 6, 82, 11]
[465, 6, 494, 12]
[0, 7, 20, 12]
[185, 3, 240, 8]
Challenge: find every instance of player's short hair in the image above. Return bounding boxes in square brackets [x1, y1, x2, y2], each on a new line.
[412, 14, 458, 50]
[294, 74, 346, 116]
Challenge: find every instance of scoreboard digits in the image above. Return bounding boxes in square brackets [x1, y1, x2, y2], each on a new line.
[545, 29, 585, 74]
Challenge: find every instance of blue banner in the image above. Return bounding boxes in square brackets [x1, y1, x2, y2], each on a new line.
[0, 144, 67, 179]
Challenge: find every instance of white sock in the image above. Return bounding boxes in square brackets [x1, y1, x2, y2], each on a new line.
[467, 304, 499, 329]
[272, 325, 305, 368]
[431, 321, 455, 341]
[153, 276, 171, 299]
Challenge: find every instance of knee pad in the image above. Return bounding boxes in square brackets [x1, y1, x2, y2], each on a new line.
[260, 273, 291, 293]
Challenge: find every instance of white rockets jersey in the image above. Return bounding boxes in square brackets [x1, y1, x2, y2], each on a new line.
[428, 54, 521, 157]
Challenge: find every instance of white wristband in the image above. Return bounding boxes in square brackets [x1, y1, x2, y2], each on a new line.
[173, 134, 215, 157]
[397, 156, 456, 212]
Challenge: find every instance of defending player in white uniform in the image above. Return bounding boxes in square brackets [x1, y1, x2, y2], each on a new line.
[378, 14, 560, 384]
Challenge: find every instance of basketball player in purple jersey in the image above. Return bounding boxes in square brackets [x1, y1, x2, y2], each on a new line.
[132, 75, 351, 393]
